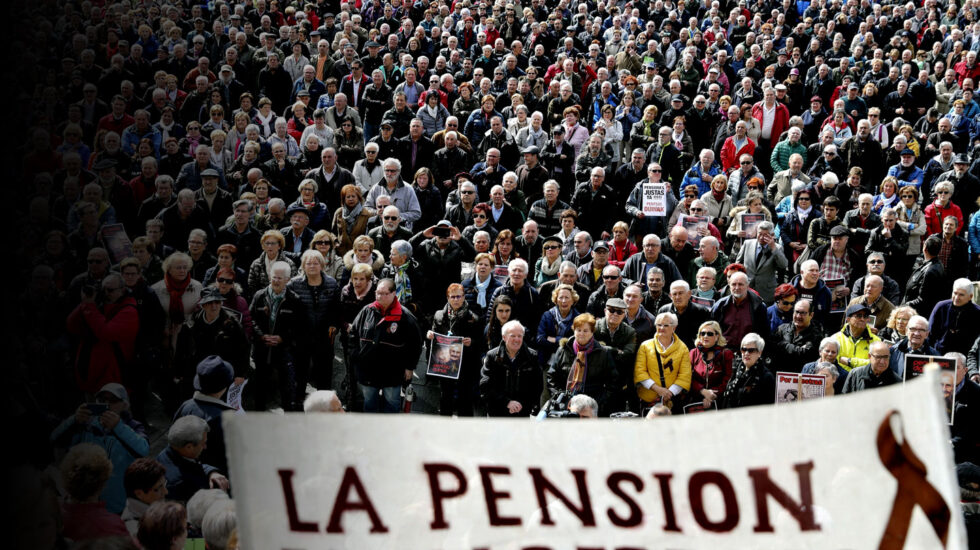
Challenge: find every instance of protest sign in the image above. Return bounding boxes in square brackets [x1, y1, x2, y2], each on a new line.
[682, 401, 717, 414]
[905, 355, 957, 425]
[492, 265, 510, 285]
[682, 215, 710, 245]
[775, 372, 827, 403]
[824, 278, 846, 313]
[740, 212, 765, 239]
[690, 296, 714, 308]
[224, 371, 965, 549]
[642, 182, 667, 216]
[426, 333, 464, 380]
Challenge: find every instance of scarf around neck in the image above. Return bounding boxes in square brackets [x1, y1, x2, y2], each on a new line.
[475, 273, 492, 308]
[539, 255, 561, 277]
[342, 201, 364, 230]
[164, 273, 191, 323]
[567, 337, 596, 393]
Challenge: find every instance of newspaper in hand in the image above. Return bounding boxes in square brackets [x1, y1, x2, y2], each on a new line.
[775, 372, 827, 403]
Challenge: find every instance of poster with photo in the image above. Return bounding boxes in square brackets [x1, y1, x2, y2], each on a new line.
[904, 354, 956, 425]
[690, 296, 715, 308]
[683, 401, 718, 414]
[775, 372, 827, 403]
[740, 213, 765, 239]
[824, 278, 847, 313]
[492, 265, 510, 285]
[101, 223, 133, 264]
[682, 215, 710, 246]
[426, 333, 464, 380]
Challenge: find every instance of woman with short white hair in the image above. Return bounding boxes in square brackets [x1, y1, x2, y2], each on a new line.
[720, 333, 775, 408]
[634, 311, 691, 412]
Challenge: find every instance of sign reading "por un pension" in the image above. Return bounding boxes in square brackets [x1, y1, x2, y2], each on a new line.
[223, 371, 966, 550]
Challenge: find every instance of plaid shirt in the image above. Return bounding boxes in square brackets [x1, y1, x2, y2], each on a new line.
[939, 236, 954, 270]
[820, 251, 851, 284]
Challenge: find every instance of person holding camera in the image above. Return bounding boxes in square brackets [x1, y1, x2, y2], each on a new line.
[547, 313, 619, 417]
[66, 272, 140, 396]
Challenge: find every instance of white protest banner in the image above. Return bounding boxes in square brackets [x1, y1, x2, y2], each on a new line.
[642, 182, 667, 216]
[775, 372, 827, 403]
[223, 372, 965, 550]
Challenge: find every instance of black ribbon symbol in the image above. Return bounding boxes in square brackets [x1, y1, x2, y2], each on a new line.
[876, 410, 951, 549]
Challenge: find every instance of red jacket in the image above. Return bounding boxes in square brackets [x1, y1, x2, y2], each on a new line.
[720, 136, 756, 173]
[955, 60, 980, 87]
[751, 101, 790, 142]
[67, 297, 139, 394]
[608, 239, 639, 269]
[924, 200, 964, 237]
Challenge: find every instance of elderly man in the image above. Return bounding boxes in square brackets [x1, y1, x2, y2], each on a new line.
[625, 162, 679, 240]
[659, 280, 711, 349]
[480, 320, 542, 417]
[842, 193, 882, 253]
[769, 126, 806, 174]
[844, 274, 894, 332]
[596, 296, 639, 408]
[528, 180, 571, 236]
[949, 352, 980, 464]
[735, 221, 787, 302]
[367, 206, 413, 259]
[308, 148, 355, 214]
[623, 234, 683, 289]
[767, 153, 810, 204]
[625, 281, 658, 343]
[811, 224, 864, 307]
[173, 355, 237, 474]
[712, 271, 770, 351]
[576, 240, 611, 291]
[487, 258, 541, 329]
[432, 131, 471, 193]
[364, 158, 422, 230]
[565, 230, 593, 267]
[325, 92, 362, 130]
[487, 184, 523, 234]
[772, 299, 822, 367]
[303, 390, 345, 413]
[842, 341, 900, 393]
[155, 416, 229, 503]
[348, 279, 423, 413]
[835, 303, 882, 376]
[571, 167, 618, 239]
[682, 149, 723, 195]
[850, 253, 902, 305]
[888, 315, 939, 378]
[249, 261, 308, 411]
[379, 240, 425, 314]
[586, 265, 627, 317]
[688, 236, 730, 291]
[539, 261, 593, 310]
[409, 221, 475, 314]
[928, 278, 980, 355]
[176, 145, 226, 191]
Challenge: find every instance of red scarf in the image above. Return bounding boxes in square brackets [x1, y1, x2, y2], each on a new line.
[164, 273, 191, 324]
[712, 189, 726, 202]
[372, 299, 403, 324]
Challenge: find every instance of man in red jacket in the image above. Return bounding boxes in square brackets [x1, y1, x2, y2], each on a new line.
[67, 272, 140, 396]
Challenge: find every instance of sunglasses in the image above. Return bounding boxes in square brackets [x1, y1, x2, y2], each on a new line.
[699, 331, 717, 337]
[607, 308, 625, 315]
[779, 300, 796, 306]
[741, 161, 753, 165]
[383, 216, 399, 221]
[602, 274, 620, 279]
[543, 245, 560, 250]
[217, 278, 234, 284]
[460, 190, 475, 195]
[868, 259, 884, 264]
[313, 240, 331, 246]
[798, 197, 811, 201]
[650, 169, 662, 172]
[473, 214, 487, 219]
[740, 347, 759, 353]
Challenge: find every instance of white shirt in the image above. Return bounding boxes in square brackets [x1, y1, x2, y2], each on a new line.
[760, 102, 777, 140]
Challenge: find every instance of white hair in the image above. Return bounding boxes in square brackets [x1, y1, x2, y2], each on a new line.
[655, 312, 678, 326]
[168, 415, 209, 449]
[742, 332, 765, 352]
[186, 489, 230, 529]
[953, 278, 975, 296]
[501, 319, 525, 337]
[304, 390, 343, 412]
[569, 394, 599, 416]
[271, 260, 292, 277]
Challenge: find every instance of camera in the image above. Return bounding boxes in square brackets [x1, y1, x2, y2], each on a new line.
[536, 391, 574, 419]
[433, 226, 451, 238]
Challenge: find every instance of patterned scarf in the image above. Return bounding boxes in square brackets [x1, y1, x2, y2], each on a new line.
[566, 337, 596, 393]
[342, 201, 363, 230]
[393, 262, 413, 302]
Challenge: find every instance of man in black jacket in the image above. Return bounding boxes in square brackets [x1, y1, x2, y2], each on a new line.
[173, 355, 237, 474]
[771, 299, 822, 368]
[480, 321, 541, 417]
[711, 272, 770, 351]
[348, 279, 423, 413]
[904, 235, 948, 317]
[659, 280, 711, 349]
[249, 260, 309, 411]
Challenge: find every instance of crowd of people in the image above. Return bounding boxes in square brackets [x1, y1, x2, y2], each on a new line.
[13, 0, 980, 545]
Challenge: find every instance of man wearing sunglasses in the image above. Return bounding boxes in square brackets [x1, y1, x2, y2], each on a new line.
[850, 253, 903, 305]
[596, 297, 639, 412]
[586, 265, 627, 318]
[834, 303, 882, 375]
[841, 341, 899, 394]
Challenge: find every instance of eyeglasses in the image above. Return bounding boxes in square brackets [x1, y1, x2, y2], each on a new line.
[460, 190, 475, 195]
[740, 347, 759, 353]
[740, 161, 752, 165]
[650, 169, 662, 173]
[937, 191, 951, 195]
[607, 308, 625, 315]
[655, 323, 673, 328]
[798, 197, 811, 202]
[870, 354, 890, 360]
[543, 245, 560, 250]
[868, 113, 879, 117]
[217, 278, 234, 284]
[473, 214, 487, 219]
[699, 331, 717, 337]
[602, 274, 620, 279]
[900, 194, 915, 198]
[689, 208, 705, 213]
[851, 313, 869, 319]
[383, 216, 399, 221]
[684, 194, 697, 198]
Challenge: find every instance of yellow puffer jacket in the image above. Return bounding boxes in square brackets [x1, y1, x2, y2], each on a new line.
[834, 326, 881, 372]
[634, 335, 692, 403]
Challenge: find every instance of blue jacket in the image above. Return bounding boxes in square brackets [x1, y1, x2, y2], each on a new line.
[462, 274, 502, 317]
[464, 109, 503, 148]
[887, 163, 925, 189]
[928, 299, 980, 354]
[536, 306, 578, 366]
[790, 275, 834, 325]
[888, 338, 939, 378]
[50, 415, 149, 514]
[156, 445, 220, 504]
[766, 303, 792, 335]
[682, 162, 724, 195]
[968, 211, 980, 256]
[121, 124, 162, 156]
[174, 393, 236, 475]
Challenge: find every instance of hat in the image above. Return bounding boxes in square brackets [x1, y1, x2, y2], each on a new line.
[848, 83, 859, 90]
[954, 153, 971, 164]
[593, 240, 610, 251]
[286, 204, 310, 218]
[552, 125, 565, 135]
[310, 29, 321, 36]
[605, 297, 627, 309]
[97, 383, 129, 403]
[775, 84, 787, 91]
[790, 68, 800, 76]
[708, 67, 719, 73]
[829, 225, 850, 237]
[810, 95, 822, 103]
[194, 355, 235, 394]
[200, 168, 220, 178]
[365, 40, 381, 48]
[230, 13, 242, 19]
[900, 148, 916, 156]
[542, 235, 563, 247]
[845, 303, 871, 317]
[93, 158, 117, 171]
[198, 287, 224, 305]
[323, 12, 335, 18]
[380, 121, 393, 129]
[194, 17, 206, 23]
[296, 89, 311, 97]
[220, 64, 234, 73]
[522, 145, 541, 155]
[436, 220, 453, 228]
[671, 94, 685, 103]
[777, 49, 788, 56]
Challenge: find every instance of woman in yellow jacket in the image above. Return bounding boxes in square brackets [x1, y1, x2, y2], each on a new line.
[634, 312, 692, 411]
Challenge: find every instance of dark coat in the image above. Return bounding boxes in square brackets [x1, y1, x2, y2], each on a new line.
[174, 308, 250, 381]
[173, 394, 235, 474]
[409, 233, 475, 313]
[547, 338, 620, 416]
[348, 301, 423, 387]
[841, 364, 901, 393]
[570, 182, 619, 238]
[720, 355, 775, 408]
[480, 343, 541, 417]
[771, 322, 823, 369]
[904, 257, 947, 317]
[156, 446, 219, 504]
[249, 286, 309, 359]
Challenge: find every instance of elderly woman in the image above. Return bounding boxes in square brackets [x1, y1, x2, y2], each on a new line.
[131, 236, 165, 284]
[59, 443, 130, 540]
[727, 191, 773, 253]
[562, 106, 590, 158]
[332, 184, 374, 256]
[248, 230, 297, 294]
[290, 179, 330, 230]
[924, 180, 963, 237]
[462, 203, 499, 242]
[380, 240, 424, 315]
[289, 249, 341, 391]
[873, 176, 902, 213]
[463, 252, 502, 317]
[213, 267, 253, 338]
[310, 230, 345, 280]
[202, 244, 248, 293]
[877, 305, 917, 344]
[720, 333, 774, 408]
[689, 320, 734, 408]
[534, 235, 564, 286]
[547, 313, 619, 415]
[151, 252, 204, 347]
[418, 91, 451, 137]
[413, 167, 444, 230]
[340, 234, 385, 285]
[333, 119, 365, 170]
[766, 283, 799, 334]
[427, 283, 482, 416]
[536, 283, 580, 368]
[608, 221, 639, 268]
[700, 174, 734, 233]
[634, 312, 692, 412]
[595, 104, 624, 163]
